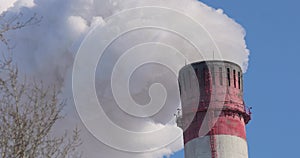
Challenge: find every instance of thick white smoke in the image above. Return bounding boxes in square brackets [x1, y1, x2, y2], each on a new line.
[1, 0, 250, 157]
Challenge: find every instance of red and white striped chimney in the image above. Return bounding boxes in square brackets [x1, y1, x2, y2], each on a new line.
[177, 61, 251, 158]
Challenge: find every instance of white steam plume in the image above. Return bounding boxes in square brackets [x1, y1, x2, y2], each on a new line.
[1, 0, 250, 157]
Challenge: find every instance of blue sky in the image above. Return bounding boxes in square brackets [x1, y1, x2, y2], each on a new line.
[171, 0, 300, 157]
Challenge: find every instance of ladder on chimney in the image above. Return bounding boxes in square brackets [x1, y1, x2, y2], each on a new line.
[209, 111, 218, 158]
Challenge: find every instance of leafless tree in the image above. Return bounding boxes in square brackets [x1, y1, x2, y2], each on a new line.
[0, 12, 82, 158]
[0, 12, 41, 48]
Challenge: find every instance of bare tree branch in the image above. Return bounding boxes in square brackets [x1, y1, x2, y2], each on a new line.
[0, 12, 42, 49]
[0, 12, 82, 158]
[0, 57, 82, 158]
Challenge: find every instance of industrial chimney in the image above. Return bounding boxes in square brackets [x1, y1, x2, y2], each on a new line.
[177, 60, 251, 158]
